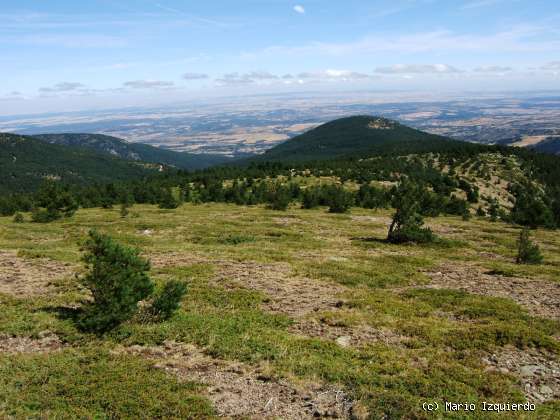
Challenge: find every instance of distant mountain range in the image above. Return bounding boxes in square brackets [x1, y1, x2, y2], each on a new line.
[33, 133, 232, 170]
[2, 115, 557, 194]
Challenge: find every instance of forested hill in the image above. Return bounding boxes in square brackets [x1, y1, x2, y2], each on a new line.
[531, 137, 560, 156]
[0, 133, 159, 193]
[33, 133, 232, 170]
[257, 115, 470, 162]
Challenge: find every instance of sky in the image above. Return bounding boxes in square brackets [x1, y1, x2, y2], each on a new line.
[1, 0, 560, 115]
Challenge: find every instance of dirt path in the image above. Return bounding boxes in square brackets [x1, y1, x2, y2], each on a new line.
[423, 263, 560, 320]
[0, 250, 73, 298]
[117, 341, 356, 419]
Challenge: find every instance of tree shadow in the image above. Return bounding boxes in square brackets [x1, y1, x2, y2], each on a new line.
[350, 236, 388, 244]
[39, 305, 82, 322]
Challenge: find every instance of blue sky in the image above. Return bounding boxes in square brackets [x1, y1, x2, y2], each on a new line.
[1, 0, 559, 114]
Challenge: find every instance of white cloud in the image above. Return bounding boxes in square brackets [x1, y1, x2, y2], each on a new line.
[374, 64, 461, 74]
[123, 80, 175, 89]
[214, 69, 376, 87]
[298, 69, 374, 81]
[39, 82, 86, 93]
[293, 5, 305, 14]
[541, 61, 560, 70]
[215, 71, 280, 86]
[245, 71, 279, 80]
[215, 73, 256, 86]
[473, 65, 513, 72]
[182, 72, 209, 80]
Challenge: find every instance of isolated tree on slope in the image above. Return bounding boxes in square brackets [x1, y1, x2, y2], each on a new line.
[77, 230, 188, 333]
[516, 227, 543, 265]
[77, 230, 154, 333]
[387, 181, 434, 244]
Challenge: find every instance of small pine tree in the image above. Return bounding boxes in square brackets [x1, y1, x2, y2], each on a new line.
[31, 207, 60, 223]
[13, 212, 24, 223]
[326, 186, 354, 213]
[148, 280, 187, 321]
[120, 203, 130, 218]
[32, 181, 78, 223]
[516, 228, 543, 265]
[301, 188, 320, 209]
[387, 181, 435, 244]
[267, 187, 291, 211]
[488, 199, 500, 222]
[77, 230, 154, 333]
[158, 188, 181, 209]
[119, 191, 133, 217]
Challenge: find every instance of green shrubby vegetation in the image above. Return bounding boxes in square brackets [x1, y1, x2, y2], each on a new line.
[516, 227, 544, 265]
[3, 117, 560, 417]
[148, 280, 188, 321]
[12, 212, 24, 223]
[77, 230, 155, 333]
[77, 230, 184, 333]
[387, 181, 435, 244]
[2, 123, 560, 232]
[1, 203, 559, 417]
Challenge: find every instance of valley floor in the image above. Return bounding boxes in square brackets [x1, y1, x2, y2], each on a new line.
[1, 204, 560, 418]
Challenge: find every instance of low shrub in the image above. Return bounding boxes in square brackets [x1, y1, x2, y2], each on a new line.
[77, 230, 154, 333]
[148, 281, 188, 321]
[516, 228, 543, 265]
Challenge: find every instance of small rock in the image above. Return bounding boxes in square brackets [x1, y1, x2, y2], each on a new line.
[533, 392, 546, 402]
[520, 365, 540, 377]
[539, 385, 553, 396]
[336, 336, 352, 348]
[37, 330, 52, 339]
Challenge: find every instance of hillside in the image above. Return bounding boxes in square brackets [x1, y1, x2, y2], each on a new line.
[2, 115, 560, 417]
[1, 203, 559, 418]
[531, 137, 560, 155]
[33, 133, 232, 170]
[258, 115, 471, 162]
[0, 133, 158, 193]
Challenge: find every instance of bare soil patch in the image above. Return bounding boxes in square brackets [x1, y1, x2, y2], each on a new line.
[289, 319, 406, 348]
[214, 261, 346, 318]
[350, 215, 392, 225]
[424, 263, 560, 319]
[483, 345, 560, 403]
[0, 250, 73, 298]
[117, 341, 354, 419]
[273, 217, 303, 226]
[0, 331, 63, 354]
[147, 251, 209, 269]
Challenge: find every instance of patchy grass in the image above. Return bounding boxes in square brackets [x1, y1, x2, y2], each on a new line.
[0, 348, 214, 419]
[1, 203, 559, 417]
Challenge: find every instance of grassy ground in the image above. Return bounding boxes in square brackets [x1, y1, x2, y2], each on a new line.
[1, 203, 559, 418]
